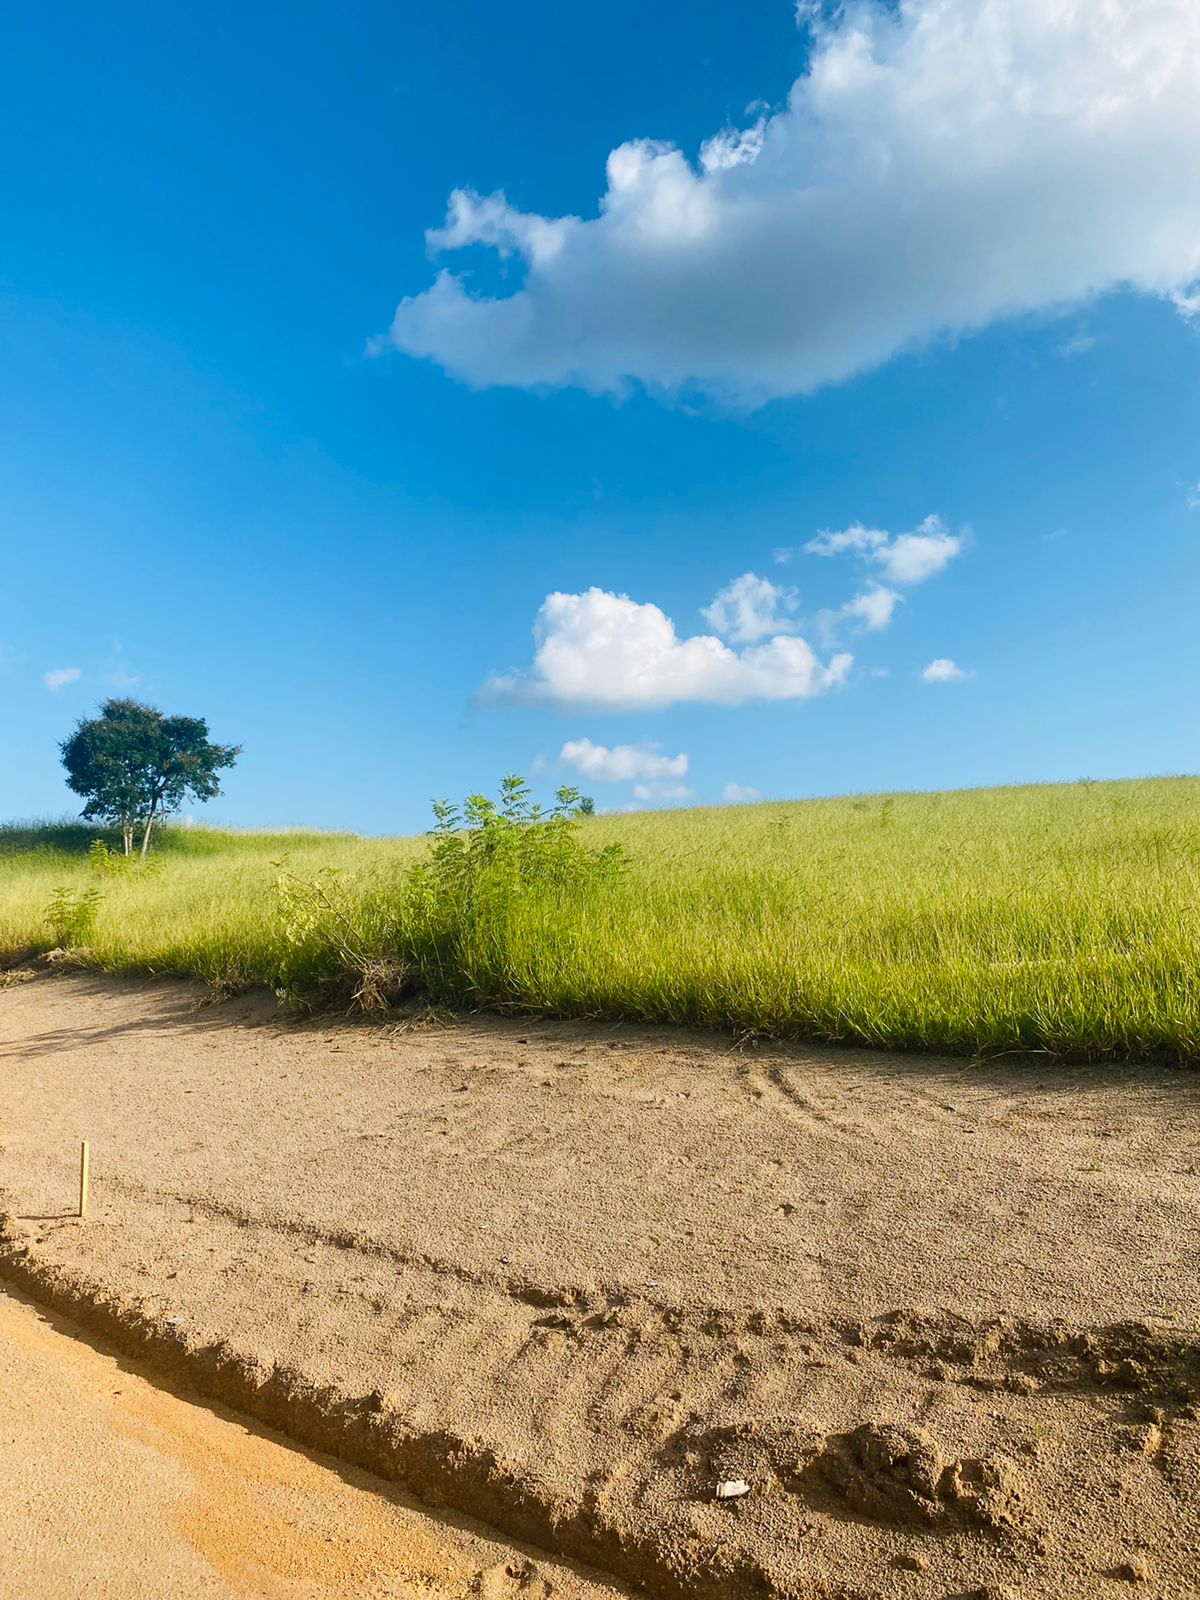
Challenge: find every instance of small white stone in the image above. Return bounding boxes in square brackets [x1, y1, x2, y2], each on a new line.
[715, 1478, 751, 1500]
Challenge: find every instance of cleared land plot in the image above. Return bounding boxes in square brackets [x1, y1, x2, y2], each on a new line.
[2, 975, 1200, 1598]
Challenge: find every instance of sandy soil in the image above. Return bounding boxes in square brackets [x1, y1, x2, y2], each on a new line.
[2, 972, 1200, 1598]
[0, 1283, 631, 1600]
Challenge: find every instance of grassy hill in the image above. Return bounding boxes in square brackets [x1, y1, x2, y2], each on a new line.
[3, 775, 1198, 1060]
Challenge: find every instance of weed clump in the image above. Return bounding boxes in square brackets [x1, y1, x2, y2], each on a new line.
[44, 885, 102, 949]
[405, 776, 625, 990]
[274, 777, 625, 1012]
[274, 863, 414, 1013]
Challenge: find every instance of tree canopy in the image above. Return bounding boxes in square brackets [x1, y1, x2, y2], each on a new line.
[60, 699, 240, 856]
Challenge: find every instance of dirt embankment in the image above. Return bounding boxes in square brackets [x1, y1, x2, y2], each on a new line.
[2, 973, 1200, 1598]
[0, 1281, 632, 1600]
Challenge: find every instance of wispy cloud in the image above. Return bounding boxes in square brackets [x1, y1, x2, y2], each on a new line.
[722, 782, 762, 805]
[701, 572, 799, 644]
[386, 0, 1200, 405]
[43, 667, 82, 693]
[805, 515, 963, 586]
[1186, 482, 1200, 511]
[1057, 331, 1097, 359]
[921, 658, 970, 683]
[817, 583, 902, 643]
[482, 586, 852, 710]
[631, 780, 696, 805]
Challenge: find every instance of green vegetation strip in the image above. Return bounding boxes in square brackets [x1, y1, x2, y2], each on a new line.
[2, 776, 1198, 1061]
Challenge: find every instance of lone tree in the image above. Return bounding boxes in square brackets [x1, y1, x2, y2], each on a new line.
[60, 699, 241, 857]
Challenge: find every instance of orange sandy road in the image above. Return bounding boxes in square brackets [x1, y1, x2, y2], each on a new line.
[0, 1284, 630, 1600]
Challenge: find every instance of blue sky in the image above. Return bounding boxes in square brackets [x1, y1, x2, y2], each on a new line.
[3, 0, 1199, 832]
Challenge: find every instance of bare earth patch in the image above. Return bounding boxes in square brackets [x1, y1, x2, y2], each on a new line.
[0, 1282, 631, 1600]
[2, 973, 1199, 1598]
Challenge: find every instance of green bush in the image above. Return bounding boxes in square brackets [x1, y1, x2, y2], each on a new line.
[44, 885, 103, 948]
[274, 777, 625, 1011]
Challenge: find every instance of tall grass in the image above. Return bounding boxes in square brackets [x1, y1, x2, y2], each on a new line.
[3, 776, 1198, 1059]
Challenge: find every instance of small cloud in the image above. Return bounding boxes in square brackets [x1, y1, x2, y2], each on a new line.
[43, 667, 82, 692]
[722, 782, 763, 805]
[1057, 331, 1097, 358]
[818, 583, 902, 642]
[805, 514, 964, 586]
[1043, 527, 1068, 541]
[772, 546, 796, 565]
[1186, 482, 1200, 511]
[701, 572, 799, 643]
[100, 640, 141, 691]
[558, 737, 688, 783]
[631, 781, 696, 805]
[921, 657, 970, 683]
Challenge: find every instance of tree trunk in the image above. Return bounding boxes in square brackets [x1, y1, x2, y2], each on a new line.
[122, 821, 134, 857]
[139, 805, 156, 860]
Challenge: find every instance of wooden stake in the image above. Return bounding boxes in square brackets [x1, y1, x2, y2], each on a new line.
[79, 1140, 90, 1219]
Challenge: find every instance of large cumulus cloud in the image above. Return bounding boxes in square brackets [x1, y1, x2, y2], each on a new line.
[385, 0, 1200, 404]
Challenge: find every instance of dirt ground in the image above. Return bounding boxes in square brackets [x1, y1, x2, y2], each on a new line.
[2, 973, 1200, 1599]
[0, 1282, 631, 1600]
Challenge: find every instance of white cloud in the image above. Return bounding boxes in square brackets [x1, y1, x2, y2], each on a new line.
[772, 546, 795, 565]
[558, 737, 688, 783]
[700, 117, 766, 175]
[922, 657, 970, 683]
[819, 582, 902, 641]
[701, 571, 799, 643]
[844, 585, 901, 630]
[1057, 331, 1097, 359]
[805, 514, 962, 585]
[631, 781, 696, 805]
[1186, 482, 1200, 511]
[481, 586, 852, 710]
[385, 0, 1200, 405]
[722, 782, 763, 805]
[43, 667, 82, 692]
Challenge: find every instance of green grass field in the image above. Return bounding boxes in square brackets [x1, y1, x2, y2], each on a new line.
[2, 775, 1198, 1060]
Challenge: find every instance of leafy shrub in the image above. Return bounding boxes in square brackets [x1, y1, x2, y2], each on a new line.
[412, 776, 621, 922]
[274, 777, 626, 1011]
[44, 885, 103, 948]
[88, 839, 162, 876]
